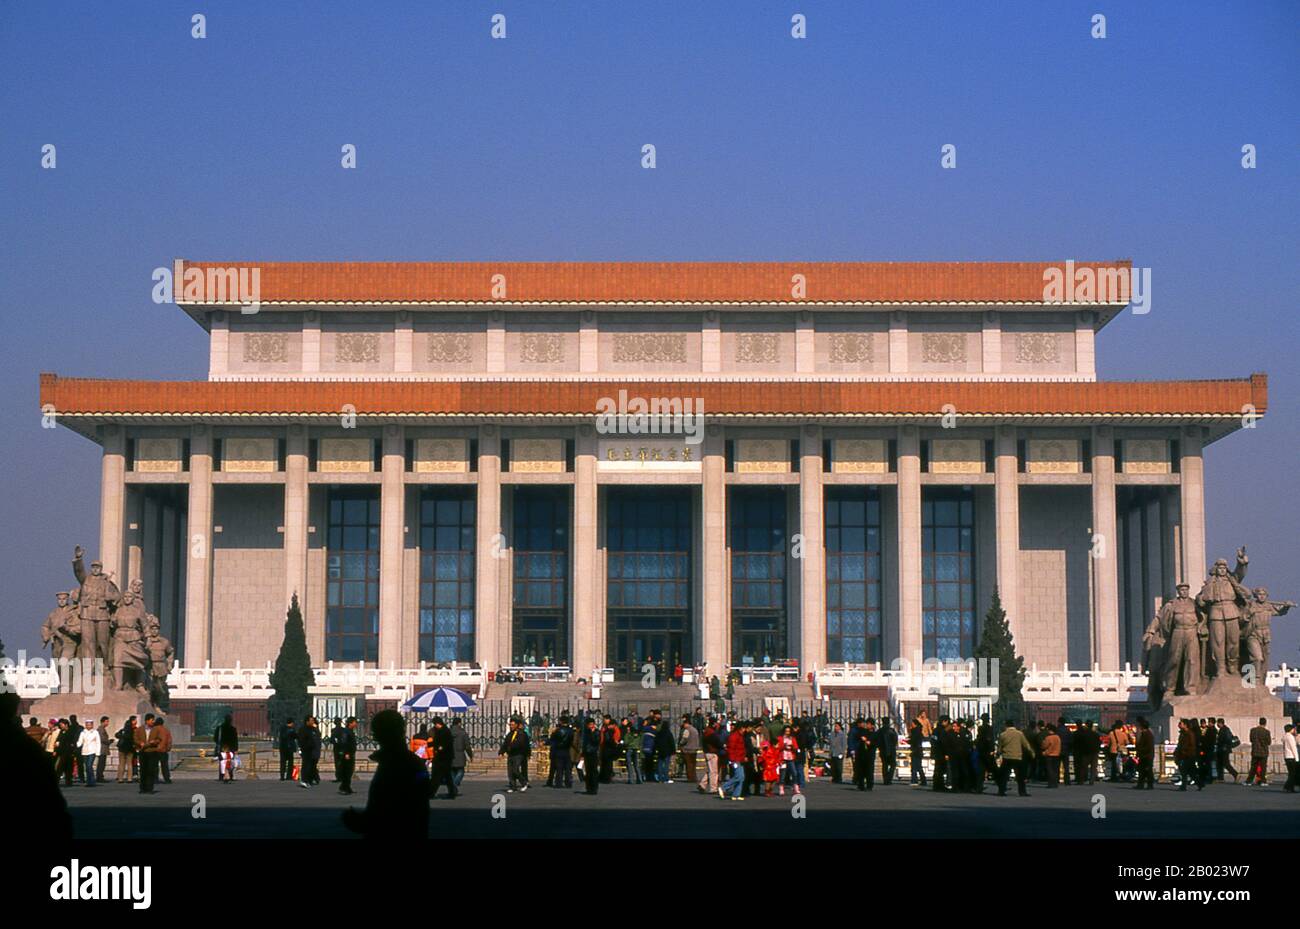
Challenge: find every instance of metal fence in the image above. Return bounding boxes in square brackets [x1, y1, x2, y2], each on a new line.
[404, 697, 892, 752]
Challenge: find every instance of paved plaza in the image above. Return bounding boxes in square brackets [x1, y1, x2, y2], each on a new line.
[58, 771, 1300, 840]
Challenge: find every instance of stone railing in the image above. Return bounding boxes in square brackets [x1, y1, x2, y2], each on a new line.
[814, 662, 1300, 705]
[1, 659, 486, 702]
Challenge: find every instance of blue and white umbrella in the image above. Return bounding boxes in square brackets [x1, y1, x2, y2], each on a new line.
[403, 686, 476, 714]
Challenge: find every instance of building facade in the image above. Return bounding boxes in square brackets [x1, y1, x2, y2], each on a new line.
[40, 261, 1268, 682]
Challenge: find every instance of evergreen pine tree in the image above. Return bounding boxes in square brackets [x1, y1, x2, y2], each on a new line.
[268, 594, 315, 734]
[972, 587, 1027, 725]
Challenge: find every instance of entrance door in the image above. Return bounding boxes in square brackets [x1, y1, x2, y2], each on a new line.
[611, 625, 686, 679]
[735, 630, 782, 667]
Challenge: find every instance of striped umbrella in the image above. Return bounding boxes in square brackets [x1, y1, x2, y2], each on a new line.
[403, 686, 476, 713]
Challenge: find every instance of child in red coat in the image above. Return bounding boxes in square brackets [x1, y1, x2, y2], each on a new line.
[760, 741, 782, 796]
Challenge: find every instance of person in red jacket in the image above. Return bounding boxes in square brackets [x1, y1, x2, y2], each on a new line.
[719, 723, 748, 800]
[760, 739, 781, 796]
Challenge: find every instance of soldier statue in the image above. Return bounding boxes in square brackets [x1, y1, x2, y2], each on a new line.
[40, 590, 79, 662]
[72, 544, 120, 664]
[1195, 547, 1250, 679]
[1240, 586, 1296, 679]
[145, 614, 176, 711]
[108, 586, 150, 695]
[1151, 582, 1203, 698]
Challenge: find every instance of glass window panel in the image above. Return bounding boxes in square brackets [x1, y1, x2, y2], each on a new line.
[343, 526, 367, 551]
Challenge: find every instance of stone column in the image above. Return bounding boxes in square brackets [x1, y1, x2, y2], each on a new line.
[993, 425, 1021, 640]
[208, 312, 229, 379]
[283, 425, 309, 611]
[1075, 311, 1097, 380]
[475, 427, 503, 668]
[98, 425, 127, 587]
[896, 425, 922, 664]
[378, 425, 405, 666]
[183, 425, 214, 665]
[572, 427, 599, 675]
[1179, 426, 1207, 587]
[799, 426, 825, 672]
[1090, 426, 1121, 669]
[701, 427, 728, 674]
[125, 486, 145, 590]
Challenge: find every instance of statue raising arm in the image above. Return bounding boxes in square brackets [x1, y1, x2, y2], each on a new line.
[72, 544, 86, 585]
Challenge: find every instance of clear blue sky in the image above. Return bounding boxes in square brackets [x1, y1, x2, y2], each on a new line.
[1, 1, 1296, 663]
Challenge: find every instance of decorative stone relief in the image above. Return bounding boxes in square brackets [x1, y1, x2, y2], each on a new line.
[510, 438, 566, 473]
[829, 333, 875, 365]
[134, 437, 182, 473]
[1123, 439, 1171, 474]
[519, 333, 564, 365]
[1015, 332, 1062, 365]
[243, 332, 288, 364]
[425, 332, 473, 365]
[612, 332, 687, 365]
[222, 437, 278, 473]
[414, 438, 469, 473]
[1025, 438, 1082, 475]
[832, 438, 888, 474]
[734, 438, 790, 473]
[336, 332, 380, 364]
[735, 332, 779, 365]
[318, 437, 374, 473]
[921, 332, 967, 365]
[928, 438, 984, 474]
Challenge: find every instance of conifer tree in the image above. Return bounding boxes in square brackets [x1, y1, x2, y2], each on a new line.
[972, 587, 1027, 725]
[268, 594, 315, 733]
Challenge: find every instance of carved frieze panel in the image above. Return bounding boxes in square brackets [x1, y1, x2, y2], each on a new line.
[243, 332, 288, 364]
[612, 333, 687, 365]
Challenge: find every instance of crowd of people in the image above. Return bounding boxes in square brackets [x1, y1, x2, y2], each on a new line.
[23, 712, 174, 793]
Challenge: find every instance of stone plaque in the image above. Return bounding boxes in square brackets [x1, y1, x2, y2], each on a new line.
[414, 438, 469, 473]
[222, 437, 278, 473]
[735, 332, 779, 365]
[510, 438, 566, 473]
[336, 332, 380, 364]
[734, 438, 790, 474]
[1025, 438, 1082, 474]
[426, 332, 473, 365]
[598, 438, 700, 470]
[832, 438, 888, 474]
[1015, 332, 1062, 365]
[1123, 438, 1170, 474]
[828, 332, 875, 365]
[318, 437, 374, 473]
[612, 333, 687, 365]
[921, 332, 968, 365]
[519, 333, 565, 365]
[134, 437, 182, 473]
[929, 438, 984, 474]
[243, 332, 288, 364]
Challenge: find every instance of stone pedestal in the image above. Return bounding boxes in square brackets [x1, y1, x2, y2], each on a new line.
[29, 689, 192, 743]
[1149, 674, 1285, 744]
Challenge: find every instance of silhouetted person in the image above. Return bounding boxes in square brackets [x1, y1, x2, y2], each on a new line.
[278, 718, 298, 780]
[299, 717, 322, 787]
[342, 710, 429, 839]
[215, 714, 239, 783]
[581, 718, 601, 794]
[1, 692, 72, 840]
[337, 717, 358, 795]
[331, 717, 347, 782]
[429, 717, 457, 799]
[877, 718, 898, 785]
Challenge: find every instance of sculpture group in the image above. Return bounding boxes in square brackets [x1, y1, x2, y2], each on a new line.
[39, 545, 176, 709]
[1143, 546, 1294, 706]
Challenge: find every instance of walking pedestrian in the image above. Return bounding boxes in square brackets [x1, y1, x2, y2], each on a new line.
[996, 721, 1034, 796]
[655, 713, 676, 784]
[341, 710, 429, 839]
[1175, 718, 1200, 791]
[450, 717, 473, 788]
[850, 717, 876, 791]
[499, 717, 531, 792]
[677, 714, 700, 783]
[907, 718, 927, 786]
[1216, 718, 1240, 783]
[114, 716, 136, 783]
[1245, 717, 1271, 786]
[428, 716, 457, 799]
[581, 718, 601, 795]
[877, 718, 898, 785]
[1042, 724, 1062, 788]
[547, 715, 574, 788]
[94, 717, 110, 784]
[298, 716, 322, 788]
[698, 716, 722, 793]
[829, 722, 847, 784]
[1133, 717, 1155, 790]
[1283, 724, 1298, 793]
[76, 719, 100, 787]
[140, 715, 171, 794]
[720, 723, 747, 800]
[214, 714, 239, 783]
[277, 718, 298, 780]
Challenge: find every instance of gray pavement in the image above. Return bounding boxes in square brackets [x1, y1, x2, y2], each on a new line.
[58, 771, 1300, 839]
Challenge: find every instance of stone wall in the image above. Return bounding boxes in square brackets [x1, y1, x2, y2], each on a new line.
[1018, 485, 1093, 668]
[210, 485, 287, 667]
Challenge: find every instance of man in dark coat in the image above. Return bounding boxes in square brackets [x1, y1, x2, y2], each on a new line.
[428, 717, 457, 799]
[877, 718, 899, 785]
[976, 715, 997, 785]
[337, 717, 358, 795]
[851, 718, 877, 790]
[277, 718, 298, 780]
[1, 693, 72, 840]
[1133, 717, 1156, 789]
[343, 710, 429, 839]
[298, 717, 322, 788]
[330, 717, 347, 781]
[499, 718, 531, 792]
[599, 715, 621, 783]
[580, 718, 601, 795]
[450, 718, 473, 788]
[547, 715, 574, 788]
[655, 715, 677, 783]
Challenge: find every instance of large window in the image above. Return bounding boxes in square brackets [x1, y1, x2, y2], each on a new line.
[826, 488, 883, 663]
[418, 489, 476, 663]
[922, 489, 976, 661]
[606, 490, 693, 677]
[326, 488, 380, 662]
[511, 488, 569, 666]
[729, 488, 788, 665]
